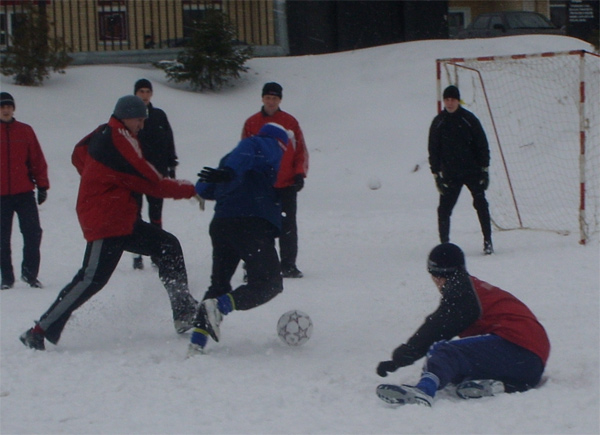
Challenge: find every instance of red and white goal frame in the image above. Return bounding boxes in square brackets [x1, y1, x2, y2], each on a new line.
[436, 50, 600, 244]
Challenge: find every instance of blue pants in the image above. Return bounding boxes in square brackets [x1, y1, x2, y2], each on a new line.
[424, 335, 544, 393]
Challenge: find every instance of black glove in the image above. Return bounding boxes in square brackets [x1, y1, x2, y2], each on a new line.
[480, 167, 489, 190]
[292, 174, 304, 192]
[434, 172, 448, 195]
[37, 188, 47, 205]
[376, 344, 420, 377]
[198, 167, 234, 183]
[168, 167, 176, 179]
[376, 360, 400, 377]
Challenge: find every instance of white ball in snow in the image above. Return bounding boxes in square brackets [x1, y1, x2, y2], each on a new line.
[277, 310, 313, 346]
[368, 177, 382, 190]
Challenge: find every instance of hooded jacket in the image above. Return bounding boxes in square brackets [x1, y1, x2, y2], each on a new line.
[1, 118, 49, 196]
[73, 116, 195, 241]
[195, 134, 285, 231]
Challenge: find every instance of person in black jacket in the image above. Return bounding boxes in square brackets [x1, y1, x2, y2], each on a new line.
[428, 85, 493, 255]
[132, 79, 179, 269]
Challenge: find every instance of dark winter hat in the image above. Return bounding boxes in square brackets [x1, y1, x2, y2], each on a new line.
[262, 82, 283, 98]
[258, 122, 289, 146]
[113, 95, 148, 120]
[134, 78, 153, 94]
[443, 85, 460, 100]
[0, 92, 15, 108]
[427, 243, 466, 277]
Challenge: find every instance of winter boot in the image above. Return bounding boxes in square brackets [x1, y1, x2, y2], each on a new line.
[282, 265, 303, 278]
[22, 276, 43, 288]
[456, 379, 505, 399]
[376, 384, 433, 407]
[20, 326, 46, 350]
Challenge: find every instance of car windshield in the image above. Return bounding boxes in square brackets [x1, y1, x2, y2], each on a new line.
[506, 13, 554, 29]
[471, 16, 490, 29]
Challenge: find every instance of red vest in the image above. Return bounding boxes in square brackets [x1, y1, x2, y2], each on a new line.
[461, 277, 550, 364]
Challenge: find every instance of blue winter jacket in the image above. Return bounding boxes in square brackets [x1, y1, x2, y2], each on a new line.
[195, 134, 285, 231]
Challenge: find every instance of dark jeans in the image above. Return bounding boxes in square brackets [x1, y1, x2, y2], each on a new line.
[437, 175, 491, 243]
[203, 217, 283, 311]
[277, 187, 298, 270]
[37, 220, 195, 344]
[424, 334, 545, 393]
[1, 192, 42, 284]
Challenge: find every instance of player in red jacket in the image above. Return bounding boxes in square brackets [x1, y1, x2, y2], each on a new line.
[241, 82, 309, 278]
[20, 95, 199, 351]
[376, 243, 550, 407]
[1, 92, 49, 289]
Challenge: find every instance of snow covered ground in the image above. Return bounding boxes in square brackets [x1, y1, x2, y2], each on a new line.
[1, 35, 598, 434]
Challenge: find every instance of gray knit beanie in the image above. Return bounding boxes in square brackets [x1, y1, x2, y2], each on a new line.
[113, 95, 148, 120]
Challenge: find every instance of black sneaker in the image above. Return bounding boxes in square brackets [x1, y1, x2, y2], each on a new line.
[133, 256, 144, 270]
[282, 266, 303, 278]
[20, 328, 45, 350]
[1, 281, 14, 290]
[22, 276, 43, 288]
[483, 240, 494, 255]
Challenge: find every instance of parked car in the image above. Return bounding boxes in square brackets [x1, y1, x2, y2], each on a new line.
[457, 11, 565, 39]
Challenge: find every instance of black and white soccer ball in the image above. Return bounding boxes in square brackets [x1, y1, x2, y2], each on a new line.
[277, 310, 313, 346]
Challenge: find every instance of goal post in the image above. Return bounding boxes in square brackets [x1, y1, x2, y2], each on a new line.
[436, 50, 600, 244]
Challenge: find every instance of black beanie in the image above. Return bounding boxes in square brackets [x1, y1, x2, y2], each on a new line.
[0, 92, 15, 108]
[134, 78, 153, 94]
[262, 82, 282, 98]
[427, 243, 466, 277]
[443, 85, 460, 100]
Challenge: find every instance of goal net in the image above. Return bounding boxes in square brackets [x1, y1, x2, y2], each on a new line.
[436, 50, 600, 244]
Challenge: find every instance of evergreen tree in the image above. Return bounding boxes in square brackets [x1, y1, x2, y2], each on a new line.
[155, 10, 252, 91]
[0, 2, 71, 86]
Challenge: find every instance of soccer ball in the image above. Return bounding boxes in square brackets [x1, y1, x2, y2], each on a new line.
[277, 310, 313, 346]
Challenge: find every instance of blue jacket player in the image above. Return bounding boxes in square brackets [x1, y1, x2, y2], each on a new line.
[188, 123, 290, 355]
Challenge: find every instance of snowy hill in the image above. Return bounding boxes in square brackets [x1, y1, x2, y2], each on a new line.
[1, 35, 598, 434]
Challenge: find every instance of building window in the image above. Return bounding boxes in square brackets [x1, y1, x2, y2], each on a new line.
[448, 7, 471, 38]
[0, 11, 26, 47]
[98, 2, 128, 43]
[182, 1, 222, 38]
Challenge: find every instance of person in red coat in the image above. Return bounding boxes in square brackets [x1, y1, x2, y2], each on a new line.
[376, 243, 550, 407]
[1, 92, 49, 289]
[241, 82, 309, 278]
[20, 95, 199, 351]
